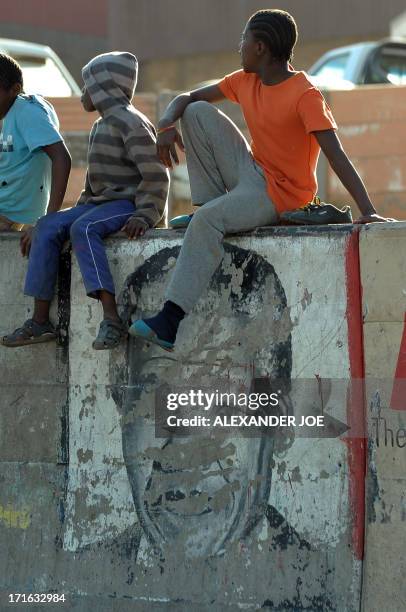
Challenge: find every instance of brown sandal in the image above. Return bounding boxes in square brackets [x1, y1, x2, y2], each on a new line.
[1, 319, 57, 347]
[92, 318, 127, 350]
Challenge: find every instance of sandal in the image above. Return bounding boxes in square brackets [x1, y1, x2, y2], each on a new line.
[92, 318, 127, 350]
[1, 319, 57, 347]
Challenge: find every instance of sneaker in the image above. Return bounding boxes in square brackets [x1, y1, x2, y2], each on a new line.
[129, 320, 174, 352]
[169, 214, 194, 229]
[280, 202, 353, 225]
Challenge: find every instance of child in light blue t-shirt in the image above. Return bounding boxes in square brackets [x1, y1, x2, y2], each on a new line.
[0, 53, 71, 233]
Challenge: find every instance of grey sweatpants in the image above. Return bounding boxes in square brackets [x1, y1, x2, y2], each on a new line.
[165, 101, 278, 313]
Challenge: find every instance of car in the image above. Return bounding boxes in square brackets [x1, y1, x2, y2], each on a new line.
[308, 38, 406, 90]
[0, 38, 81, 97]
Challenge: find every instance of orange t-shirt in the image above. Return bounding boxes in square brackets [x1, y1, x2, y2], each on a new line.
[218, 70, 337, 213]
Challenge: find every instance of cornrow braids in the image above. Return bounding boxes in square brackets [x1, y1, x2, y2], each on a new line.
[247, 9, 298, 62]
[0, 53, 24, 90]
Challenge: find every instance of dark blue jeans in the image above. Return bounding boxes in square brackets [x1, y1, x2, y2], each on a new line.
[24, 200, 135, 300]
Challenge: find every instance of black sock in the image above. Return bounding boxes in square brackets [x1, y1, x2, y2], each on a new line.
[144, 300, 185, 343]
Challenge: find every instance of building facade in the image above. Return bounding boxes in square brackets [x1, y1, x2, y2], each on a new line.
[2, 0, 406, 91]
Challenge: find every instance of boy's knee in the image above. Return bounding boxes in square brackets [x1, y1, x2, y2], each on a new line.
[190, 204, 217, 229]
[182, 100, 213, 124]
[190, 205, 207, 224]
[36, 215, 52, 230]
[191, 201, 227, 235]
[35, 214, 58, 239]
[70, 218, 87, 242]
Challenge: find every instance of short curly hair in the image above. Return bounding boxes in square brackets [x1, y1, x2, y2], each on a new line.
[0, 53, 23, 90]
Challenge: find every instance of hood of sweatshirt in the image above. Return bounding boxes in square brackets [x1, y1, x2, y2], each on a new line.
[82, 51, 138, 115]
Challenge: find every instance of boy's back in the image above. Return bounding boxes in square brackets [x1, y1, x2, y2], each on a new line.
[78, 52, 169, 228]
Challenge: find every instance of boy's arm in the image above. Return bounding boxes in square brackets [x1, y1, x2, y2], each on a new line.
[20, 141, 71, 257]
[42, 142, 71, 213]
[157, 83, 225, 168]
[122, 124, 170, 235]
[159, 83, 225, 129]
[314, 130, 389, 223]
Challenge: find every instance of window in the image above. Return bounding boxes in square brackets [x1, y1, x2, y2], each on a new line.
[368, 47, 406, 85]
[312, 53, 350, 82]
[16, 55, 73, 97]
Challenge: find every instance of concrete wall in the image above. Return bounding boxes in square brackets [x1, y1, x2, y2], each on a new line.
[359, 224, 406, 612]
[1, 222, 404, 609]
[0, 234, 69, 607]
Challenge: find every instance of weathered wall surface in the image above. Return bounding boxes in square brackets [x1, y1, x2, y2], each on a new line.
[63, 225, 363, 611]
[1, 223, 405, 609]
[359, 223, 406, 612]
[4, 223, 402, 609]
[0, 235, 69, 607]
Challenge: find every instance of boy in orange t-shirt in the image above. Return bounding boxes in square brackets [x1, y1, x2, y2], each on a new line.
[130, 8, 389, 350]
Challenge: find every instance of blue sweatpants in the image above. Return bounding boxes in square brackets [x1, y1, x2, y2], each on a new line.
[24, 200, 135, 300]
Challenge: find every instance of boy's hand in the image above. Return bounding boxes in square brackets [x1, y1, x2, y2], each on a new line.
[20, 226, 34, 257]
[157, 127, 185, 169]
[354, 213, 397, 224]
[121, 217, 149, 239]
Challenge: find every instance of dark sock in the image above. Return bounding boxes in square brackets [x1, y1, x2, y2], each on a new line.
[144, 300, 185, 343]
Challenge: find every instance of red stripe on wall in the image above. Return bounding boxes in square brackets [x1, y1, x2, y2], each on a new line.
[344, 228, 366, 561]
[390, 312, 406, 410]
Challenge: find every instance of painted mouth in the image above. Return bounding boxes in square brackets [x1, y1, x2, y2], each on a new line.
[144, 462, 237, 518]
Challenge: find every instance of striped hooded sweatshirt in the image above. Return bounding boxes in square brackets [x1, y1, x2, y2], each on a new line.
[77, 52, 169, 227]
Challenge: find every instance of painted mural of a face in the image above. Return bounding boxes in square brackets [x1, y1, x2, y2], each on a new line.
[115, 244, 293, 558]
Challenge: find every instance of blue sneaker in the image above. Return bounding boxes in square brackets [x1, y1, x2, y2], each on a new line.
[169, 214, 194, 229]
[129, 320, 174, 352]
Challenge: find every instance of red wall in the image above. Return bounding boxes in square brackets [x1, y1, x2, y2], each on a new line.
[1, 0, 107, 37]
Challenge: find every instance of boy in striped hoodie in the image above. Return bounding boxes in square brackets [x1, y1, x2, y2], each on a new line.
[2, 51, 169, 349]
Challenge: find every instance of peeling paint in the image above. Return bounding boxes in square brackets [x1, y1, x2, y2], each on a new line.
[53, 229, 362, 608]
[77, 449, 93, 463]
[0, 504, 31, 529]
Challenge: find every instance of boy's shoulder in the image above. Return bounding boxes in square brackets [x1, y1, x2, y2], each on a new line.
[294, 72, 325, 98]
[12, 94, 59, 128]
[15, 94, 55, 113]
[106, 105, 155, 135]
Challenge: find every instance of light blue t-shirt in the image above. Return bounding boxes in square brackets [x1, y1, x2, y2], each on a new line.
[0, 94, 63, 224]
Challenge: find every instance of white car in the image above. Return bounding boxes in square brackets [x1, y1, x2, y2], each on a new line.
[308, 38, 406, 90]
[0, 38, 81, 97]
